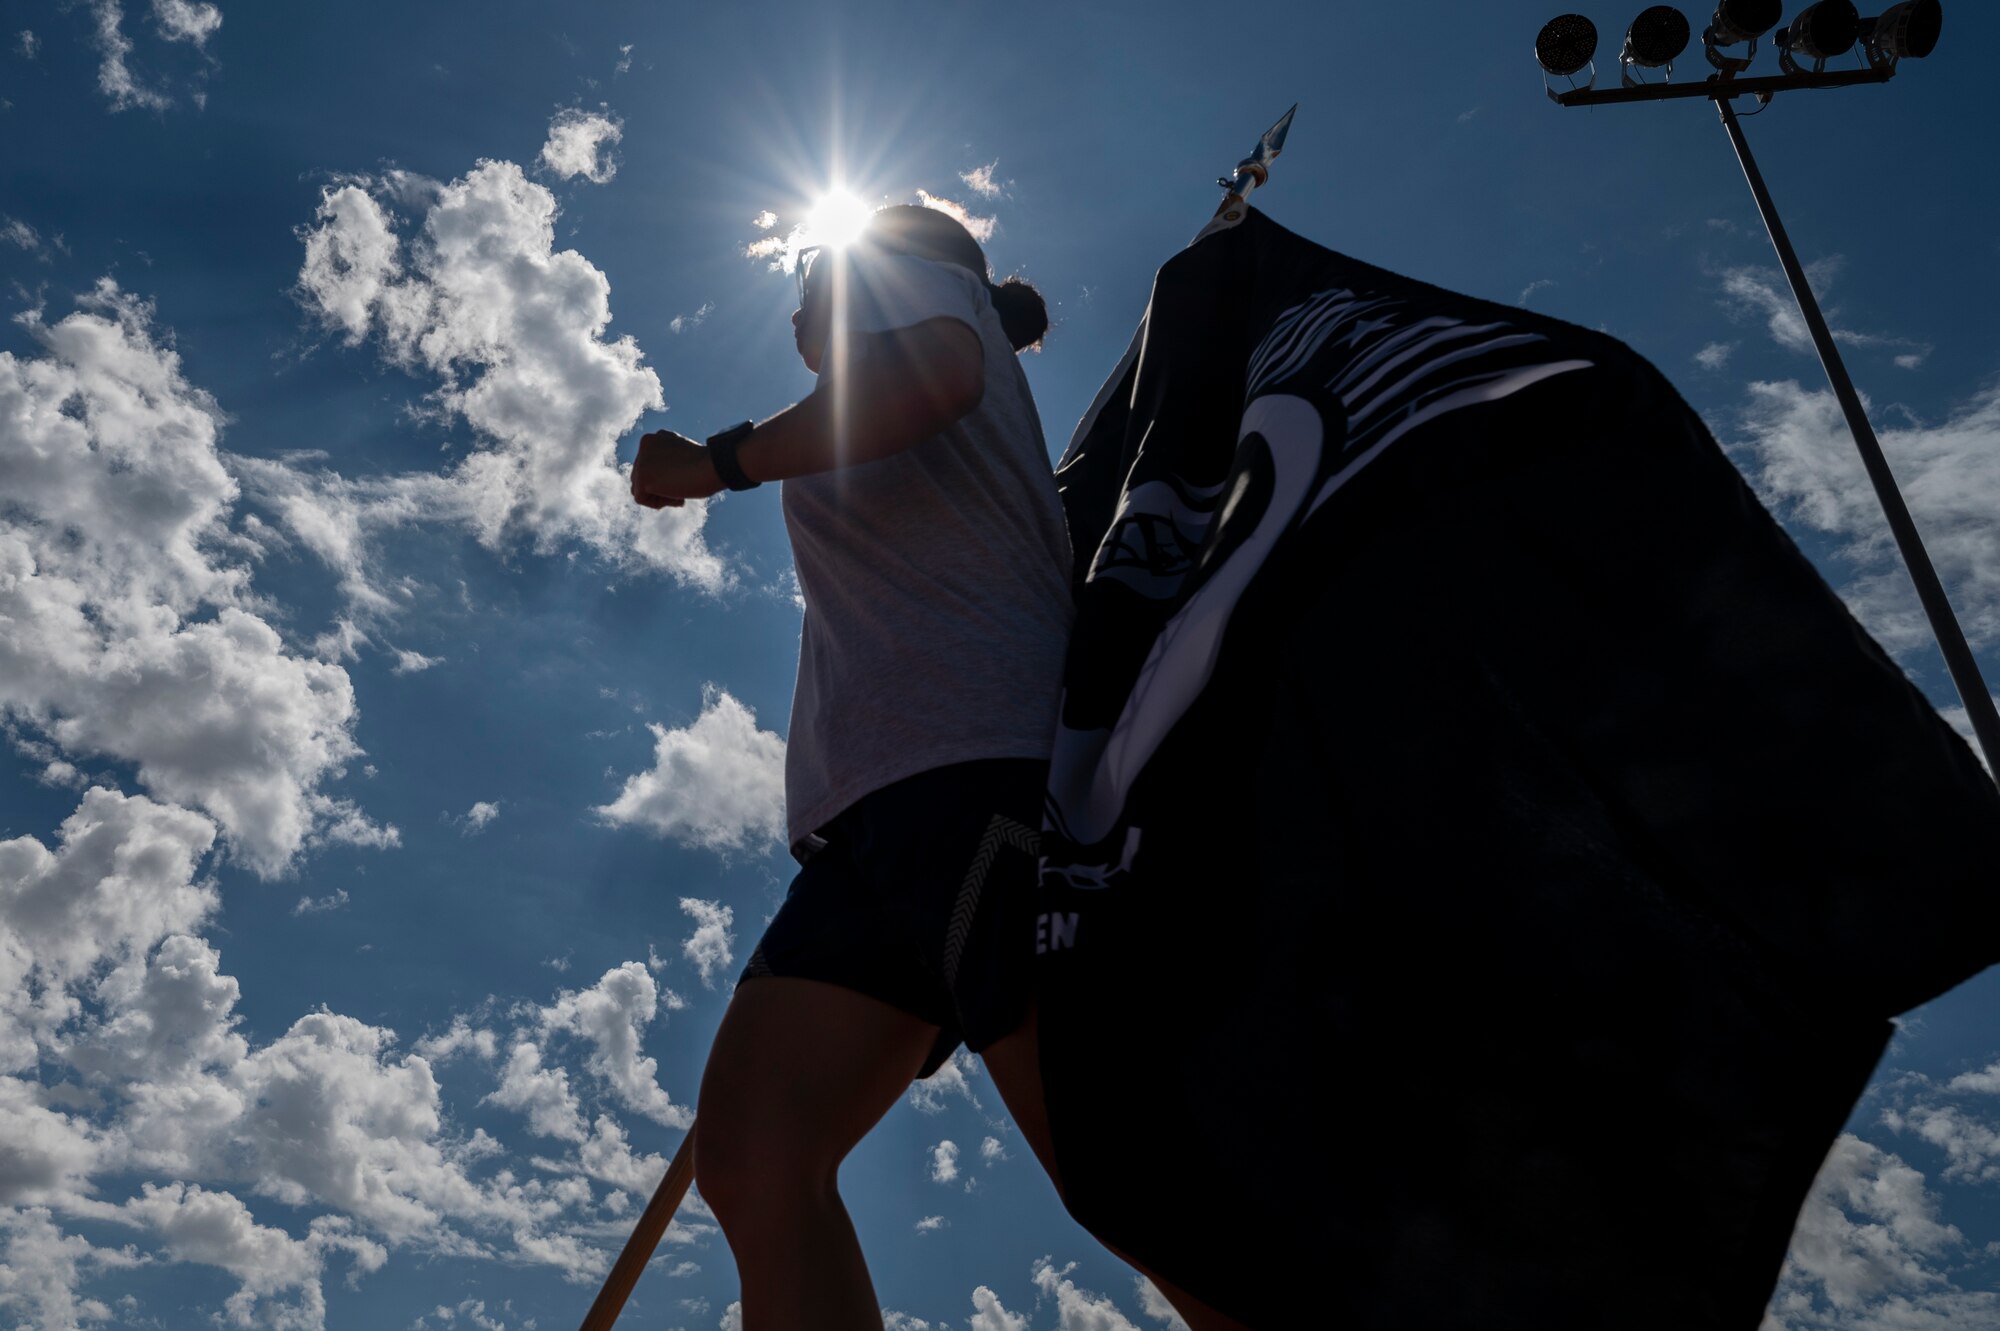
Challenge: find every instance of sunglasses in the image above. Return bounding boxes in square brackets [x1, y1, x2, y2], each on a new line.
[794, 245, 824, 307]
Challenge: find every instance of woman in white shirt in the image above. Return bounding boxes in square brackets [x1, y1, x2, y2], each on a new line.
[631, 205, 1236, 1331]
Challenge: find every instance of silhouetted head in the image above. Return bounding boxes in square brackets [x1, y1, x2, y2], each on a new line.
[863, 205, 1048, 352]
[791, 203, 1049, 371]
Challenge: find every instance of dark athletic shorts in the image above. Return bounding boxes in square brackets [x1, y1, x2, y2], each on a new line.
[740, 758, 1044, 1079]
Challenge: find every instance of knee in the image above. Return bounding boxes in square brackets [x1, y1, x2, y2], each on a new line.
[693, 1119, 835, 1233]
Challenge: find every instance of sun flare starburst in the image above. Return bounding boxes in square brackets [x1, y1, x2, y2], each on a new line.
[805, 188, 874, 251]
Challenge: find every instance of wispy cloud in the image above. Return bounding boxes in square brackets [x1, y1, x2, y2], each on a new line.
[90, 1, 170, 111]
[669, 301, 713, 334]
[85, 1, 220, 111]
[1719, 260, 1932, 369]
[153, 0, 222, 46]
[1695, 341, 1735, 371]
[292, 888, 352, 916]
[1518, 278, 1556, 307]
[1729, 376, 2000, 659]
[959, 160, 1008, 199]
[390, 648, 441, 675]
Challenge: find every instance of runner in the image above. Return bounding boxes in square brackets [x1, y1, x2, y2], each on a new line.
[629, 203, 1239, 1331]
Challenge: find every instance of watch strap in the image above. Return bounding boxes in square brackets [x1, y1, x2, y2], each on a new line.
[706, 420, 760, 492]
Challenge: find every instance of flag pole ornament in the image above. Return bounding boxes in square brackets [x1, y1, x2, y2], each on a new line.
[1207, 103, 1296, 230]
[1035, 100, 2000, 1327]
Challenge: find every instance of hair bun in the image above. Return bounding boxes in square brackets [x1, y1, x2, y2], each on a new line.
[988, 277, 1049, 352]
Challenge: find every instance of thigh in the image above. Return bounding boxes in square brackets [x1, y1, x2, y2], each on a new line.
[698, 976, 943, 1175]
[979, 1003, 1064, 1196]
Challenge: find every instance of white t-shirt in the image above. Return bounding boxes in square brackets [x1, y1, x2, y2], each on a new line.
[780, 251, 1074, 848]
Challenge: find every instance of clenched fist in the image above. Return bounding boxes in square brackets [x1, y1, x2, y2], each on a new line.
[630, 430, 723, 509]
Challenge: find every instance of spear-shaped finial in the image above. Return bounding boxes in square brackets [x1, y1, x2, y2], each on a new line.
[1214, 104, 1298, 222]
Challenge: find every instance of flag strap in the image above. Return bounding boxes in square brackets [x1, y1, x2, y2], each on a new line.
[574, 1127, 697, 1331]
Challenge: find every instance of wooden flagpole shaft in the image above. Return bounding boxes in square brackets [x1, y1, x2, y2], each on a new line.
[576, 1127, 697, 1331]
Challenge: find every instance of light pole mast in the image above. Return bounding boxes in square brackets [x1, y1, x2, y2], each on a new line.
[1532, 2, 1999, 781]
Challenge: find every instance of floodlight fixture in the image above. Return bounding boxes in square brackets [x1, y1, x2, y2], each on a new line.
[1861, 0, 1943, 68]
[1709, 0, 1784, 43]
[1703, 0, 1783, 69]
[1537, 14, 1600, 78]
[1778, 0, 1861, 71]
[1622, 6, 1692, 84]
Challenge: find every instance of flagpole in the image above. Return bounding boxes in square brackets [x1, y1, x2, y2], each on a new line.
[1208, 105, 1296, 230]
[574, 1129, 696, 1331]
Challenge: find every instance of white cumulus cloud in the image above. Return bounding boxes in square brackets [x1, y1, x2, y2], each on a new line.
[596, 689, 786, 852]
[969, 1285, 1028, 1331]
[288, 164, 725, 614]
[679, 898, 734, 987]
[537, 963, 691, 1128]
[541, 108, 624, 185]
[1, 281, 390, 876]
[1030, 1257, 1143, 1331]
[1134, 1278, 1189, 1329]
[928, 1140, 959, 1185]
[1760, 1133, 1996, 1328]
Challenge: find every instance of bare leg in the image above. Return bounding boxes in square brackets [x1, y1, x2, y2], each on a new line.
[695, 977, 941, 1331]
[981, 1005, 1254, 1331]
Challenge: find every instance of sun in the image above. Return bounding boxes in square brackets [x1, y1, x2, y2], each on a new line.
[804, 188, 873, 251]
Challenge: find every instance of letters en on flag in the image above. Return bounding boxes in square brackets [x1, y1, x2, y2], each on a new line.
[1034, 207, 2000, 1329]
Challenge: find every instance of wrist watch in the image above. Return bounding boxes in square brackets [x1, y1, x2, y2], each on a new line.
[706, 420, 761, 492]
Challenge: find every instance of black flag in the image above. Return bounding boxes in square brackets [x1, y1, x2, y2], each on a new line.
[1035, 207, 2000, 1329]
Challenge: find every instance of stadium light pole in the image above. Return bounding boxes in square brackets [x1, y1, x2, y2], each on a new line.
[1532, 4, 2000, 782]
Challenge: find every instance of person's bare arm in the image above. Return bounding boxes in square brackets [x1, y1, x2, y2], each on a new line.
[630, 317, 984, 509]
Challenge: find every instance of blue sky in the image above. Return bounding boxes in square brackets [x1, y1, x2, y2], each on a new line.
[3, 1, 1998, 1328]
